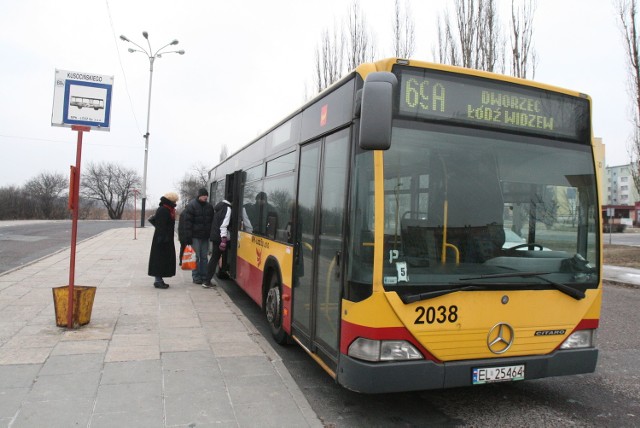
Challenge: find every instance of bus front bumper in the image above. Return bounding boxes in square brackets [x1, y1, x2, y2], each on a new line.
[336, 348, 598, 393]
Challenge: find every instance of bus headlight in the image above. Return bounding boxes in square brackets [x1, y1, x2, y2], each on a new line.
[348, 338, 423, 362]
[560, 329, 596, 349]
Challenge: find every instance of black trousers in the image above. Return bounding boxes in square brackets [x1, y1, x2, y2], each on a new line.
[206, 244, 226, 281]
[178, 242, 186, 265]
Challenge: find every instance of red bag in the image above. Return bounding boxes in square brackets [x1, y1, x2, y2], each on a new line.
[181, 245, 196, 270]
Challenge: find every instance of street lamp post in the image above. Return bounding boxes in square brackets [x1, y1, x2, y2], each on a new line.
[120, 31, 185, 227]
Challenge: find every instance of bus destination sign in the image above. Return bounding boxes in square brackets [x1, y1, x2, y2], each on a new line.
[394, 66, 589, 141]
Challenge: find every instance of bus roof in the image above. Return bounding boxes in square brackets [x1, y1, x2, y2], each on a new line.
[358, 58, 590, 100]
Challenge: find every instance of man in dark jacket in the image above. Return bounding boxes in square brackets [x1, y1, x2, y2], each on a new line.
[183, 188, 214, 284]
[202, 198, 232, 288]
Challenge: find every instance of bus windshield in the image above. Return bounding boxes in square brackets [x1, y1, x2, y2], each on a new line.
[348, 123, 599, 290]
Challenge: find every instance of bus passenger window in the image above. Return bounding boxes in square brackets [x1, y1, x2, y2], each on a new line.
[245, 191, 271, 235]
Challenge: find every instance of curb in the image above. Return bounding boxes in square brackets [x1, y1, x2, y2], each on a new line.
[604, 279, 640, 289]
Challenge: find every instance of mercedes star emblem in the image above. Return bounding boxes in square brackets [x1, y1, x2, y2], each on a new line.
[487, 322, 515, 354]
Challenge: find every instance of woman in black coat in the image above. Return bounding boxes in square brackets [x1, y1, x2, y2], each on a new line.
[177, 209, 188, 266]
[148, 192, 179, 289]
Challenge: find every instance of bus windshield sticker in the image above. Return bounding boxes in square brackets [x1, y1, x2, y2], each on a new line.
[389, 249, 399, 264]
[384, 276, 398, 285]
[396, 261, 408, 282]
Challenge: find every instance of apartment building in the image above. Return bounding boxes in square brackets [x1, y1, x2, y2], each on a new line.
[605, 164, 639, 205]
[603, 162, 640, 227]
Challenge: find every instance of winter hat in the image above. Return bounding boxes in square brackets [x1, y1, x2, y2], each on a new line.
[163, 192, 179, 203]
[198, 188, 208, 197]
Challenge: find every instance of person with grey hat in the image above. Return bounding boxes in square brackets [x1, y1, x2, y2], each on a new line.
[148, 192, 179, 289]
[183, 188, 214, 284]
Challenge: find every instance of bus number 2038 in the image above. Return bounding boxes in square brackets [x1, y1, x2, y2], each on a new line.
[414, 305, 459, 324]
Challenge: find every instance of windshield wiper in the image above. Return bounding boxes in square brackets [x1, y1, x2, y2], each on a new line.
[401, 285, 486, 304]
[459, 271, 585, 300]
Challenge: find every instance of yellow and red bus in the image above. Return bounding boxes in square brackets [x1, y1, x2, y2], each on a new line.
[207, 58, 601, 393]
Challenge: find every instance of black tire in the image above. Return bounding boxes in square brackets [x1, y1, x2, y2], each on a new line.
[265, 274, 288, 344]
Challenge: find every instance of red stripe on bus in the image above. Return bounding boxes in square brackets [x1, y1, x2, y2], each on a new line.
[575, 318, 599, 330]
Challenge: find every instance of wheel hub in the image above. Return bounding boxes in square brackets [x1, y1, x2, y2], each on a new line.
[266, 287, 280, 324]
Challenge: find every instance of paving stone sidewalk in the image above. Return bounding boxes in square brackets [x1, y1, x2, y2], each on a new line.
[0, 227, 321, 427]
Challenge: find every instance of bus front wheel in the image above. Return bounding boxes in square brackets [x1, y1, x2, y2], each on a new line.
[265, 274, 287, 344]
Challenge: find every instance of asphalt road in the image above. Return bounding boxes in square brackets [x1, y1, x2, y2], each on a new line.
[0, 220, 131, 274]
[604, 229, 640, 246]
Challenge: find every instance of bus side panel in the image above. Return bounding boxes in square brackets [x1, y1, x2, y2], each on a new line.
[235, 231, 294, 333]
[235, 255, 264, 308]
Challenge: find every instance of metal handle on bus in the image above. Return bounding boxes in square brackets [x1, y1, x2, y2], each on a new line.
[440, 198, 460, 265]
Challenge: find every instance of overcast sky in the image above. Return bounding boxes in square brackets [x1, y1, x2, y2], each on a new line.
[0, 0, 630, 205]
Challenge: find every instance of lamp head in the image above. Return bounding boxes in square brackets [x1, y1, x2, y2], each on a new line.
[178, 50, 185, 55]
[120, 35, 129, 42]
[127, 48, 135, 53]
[171, 39, 179, 45]
[142, 31, 149, 39]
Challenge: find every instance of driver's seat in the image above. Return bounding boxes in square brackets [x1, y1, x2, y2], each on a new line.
[468, 223, 506, 262]
[401, 212, 438, 266]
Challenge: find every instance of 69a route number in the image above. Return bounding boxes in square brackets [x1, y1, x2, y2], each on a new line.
[414, 305, 459, 324]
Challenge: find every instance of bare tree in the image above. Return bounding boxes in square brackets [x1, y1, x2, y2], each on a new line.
[620, 1, 640, 195]
[78, 197, 101, 220]
[177, 164, 209, 207]
[392, 0, 416, 58]
[617, 0, 640, 193]
[23, 171, 68, 219]
[81, 162, 141, 220]
[510, 0, 537, 79]
[0, 185, 33, 220]
[434, 11, 459, 66]
[478, 0, 502, 72]
[456, 0, 478, 68]
[434, 0, 504, 72]
[346, 1, 376, 70]
[313, 24, 345, 93]
[312, 0, 376, 94]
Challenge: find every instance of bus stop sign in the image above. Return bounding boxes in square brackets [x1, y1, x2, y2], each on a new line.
[51, 69, 113, 131]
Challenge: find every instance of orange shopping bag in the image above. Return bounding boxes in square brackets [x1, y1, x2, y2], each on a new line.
[181, 245, 197, 270]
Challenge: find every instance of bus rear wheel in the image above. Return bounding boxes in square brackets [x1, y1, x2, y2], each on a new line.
[265, 274, 287, 344]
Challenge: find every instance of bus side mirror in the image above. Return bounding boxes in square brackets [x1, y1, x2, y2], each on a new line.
[358, 72, 397, 151]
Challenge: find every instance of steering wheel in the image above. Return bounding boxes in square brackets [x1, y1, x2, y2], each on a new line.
[508, 243, 544, 251]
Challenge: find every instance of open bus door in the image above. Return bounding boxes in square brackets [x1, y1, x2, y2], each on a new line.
[223, 171, 243, 278]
